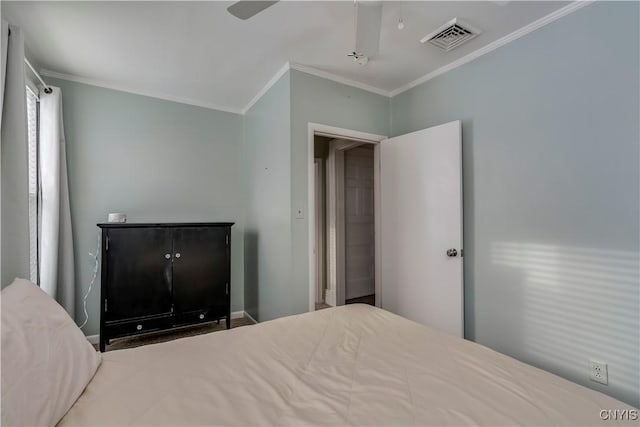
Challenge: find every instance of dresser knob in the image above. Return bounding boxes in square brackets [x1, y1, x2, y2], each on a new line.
[136, 324, 143, 330]
[175, 253, 181, 258]
[199, 314, 205, 320]
[164, 254, 170, 259]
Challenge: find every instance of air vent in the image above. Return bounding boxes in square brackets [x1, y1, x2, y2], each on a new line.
[421, 18, 481, 51]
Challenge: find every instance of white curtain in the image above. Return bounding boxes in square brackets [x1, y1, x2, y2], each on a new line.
[39, 87, 75, 316]
[0, 21, 30, 287]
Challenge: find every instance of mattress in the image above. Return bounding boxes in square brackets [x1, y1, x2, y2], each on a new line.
[59, 304, 635, 426]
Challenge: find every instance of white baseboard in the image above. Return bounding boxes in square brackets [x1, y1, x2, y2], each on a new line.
[85, 310, 256, 344]
[325, 289, 336, 307]
[244, 311, 258, 324]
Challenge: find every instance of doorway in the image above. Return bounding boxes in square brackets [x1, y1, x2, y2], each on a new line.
[308, 121, 464, 338]
[308, 124, 386, 313]
[344, 145, 375, 306]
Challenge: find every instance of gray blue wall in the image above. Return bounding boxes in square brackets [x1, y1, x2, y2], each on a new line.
[289, 69, 390, 315]
[242, 69, 390, 322]
[47, 77, 245, 336]
[243, 72, 292, 322]
[44, 1, 638, 406]
[391, 2, 639, 406]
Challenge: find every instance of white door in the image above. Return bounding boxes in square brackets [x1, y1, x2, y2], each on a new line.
[380, 120, 463, 337]
[344, 146, 375, 300]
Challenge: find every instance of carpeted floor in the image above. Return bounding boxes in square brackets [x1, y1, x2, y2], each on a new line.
[98, 316, 255, 351]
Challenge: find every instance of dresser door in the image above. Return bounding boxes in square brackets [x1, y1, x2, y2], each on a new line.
[105, 228, 173, 321]
[172, 227, 229, 315]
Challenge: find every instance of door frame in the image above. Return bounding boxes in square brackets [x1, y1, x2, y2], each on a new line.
[313, 158, 325, 304]
[307, 123, 386, 312]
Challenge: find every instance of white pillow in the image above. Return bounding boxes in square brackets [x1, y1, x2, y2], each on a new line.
[1, 278, 101, 426]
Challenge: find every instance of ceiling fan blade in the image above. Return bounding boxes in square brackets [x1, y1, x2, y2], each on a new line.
[227, 1, 279, 20]
[355, 1, 382, 56]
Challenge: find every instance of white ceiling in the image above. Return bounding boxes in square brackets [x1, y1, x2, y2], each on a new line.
[2, 1, 571, 113]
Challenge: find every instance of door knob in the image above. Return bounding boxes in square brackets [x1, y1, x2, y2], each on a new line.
[446, 248, 458, 257]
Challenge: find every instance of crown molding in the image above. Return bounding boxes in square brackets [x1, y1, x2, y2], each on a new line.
[289, 62, 391, 97]
[241, 62, 291, 114]
[389, 0, 593, 97]
[39, 69, 244, 115]
[242, 62, 392, 114]
[40, 1, 591, 115]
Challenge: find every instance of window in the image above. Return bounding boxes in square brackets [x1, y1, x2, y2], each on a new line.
[26, 86, 39, 284]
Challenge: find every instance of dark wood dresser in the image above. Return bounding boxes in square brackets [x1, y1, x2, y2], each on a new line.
[97, 222, 233, 351]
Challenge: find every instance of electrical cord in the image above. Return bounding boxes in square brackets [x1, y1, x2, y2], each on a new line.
[79, 230, 100, 329]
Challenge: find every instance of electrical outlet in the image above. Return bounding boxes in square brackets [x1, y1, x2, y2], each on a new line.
[589, 360, 608, 385]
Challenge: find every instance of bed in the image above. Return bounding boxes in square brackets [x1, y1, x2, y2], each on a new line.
[2, 279, 636, 426]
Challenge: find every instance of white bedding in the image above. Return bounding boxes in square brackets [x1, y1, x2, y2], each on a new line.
[60, 304, 635, 426]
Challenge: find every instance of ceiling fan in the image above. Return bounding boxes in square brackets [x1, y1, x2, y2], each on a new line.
[227, 0, 383, 64]
[226, 1, 279, 20]
[349, 1, 382, 65]
[347, 51, 369, 66]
